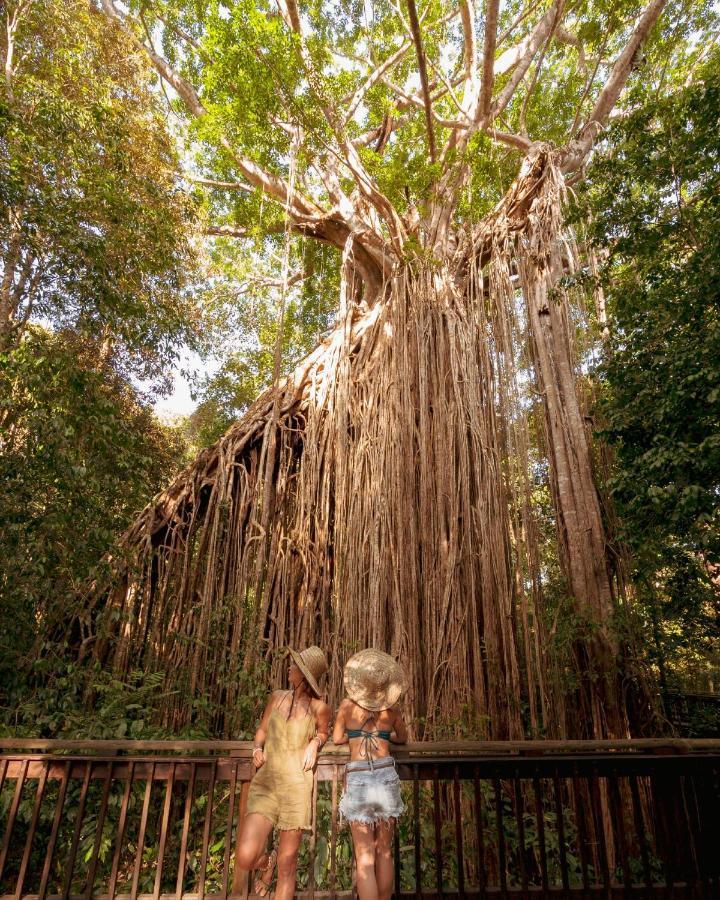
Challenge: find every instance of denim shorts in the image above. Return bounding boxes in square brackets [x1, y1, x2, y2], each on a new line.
[338, 759, 405, 825]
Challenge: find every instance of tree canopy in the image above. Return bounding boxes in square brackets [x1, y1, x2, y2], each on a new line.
[95, 0, 716, 284]
[1, 0, 199, 383]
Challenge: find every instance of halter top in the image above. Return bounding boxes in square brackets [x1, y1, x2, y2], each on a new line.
[346, 712, 392, 760]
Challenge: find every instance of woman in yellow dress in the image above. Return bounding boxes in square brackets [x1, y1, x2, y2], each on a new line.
[235, 646, 330, 900]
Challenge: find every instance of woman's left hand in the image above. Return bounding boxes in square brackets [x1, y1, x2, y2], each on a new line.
[302, 739, 319, 771]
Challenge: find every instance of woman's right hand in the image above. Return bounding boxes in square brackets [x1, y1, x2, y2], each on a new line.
[252, 747, 266, 769]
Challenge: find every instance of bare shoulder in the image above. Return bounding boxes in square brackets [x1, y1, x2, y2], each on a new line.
[311, 696, 331, 716]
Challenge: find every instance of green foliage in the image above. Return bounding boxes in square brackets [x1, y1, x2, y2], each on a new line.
[0, 0, 199, 383]
[0, 329, 190, 693]
[575, 52, 720, 691]
[188, 238, 339, 446]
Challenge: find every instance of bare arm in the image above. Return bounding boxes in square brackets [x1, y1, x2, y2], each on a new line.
[314, 700, 331, 747]
[390, 707, 409, 744]
[332, 700, 349, 745]
[302, 700, 332, 771]
[252, 690, 283, 768]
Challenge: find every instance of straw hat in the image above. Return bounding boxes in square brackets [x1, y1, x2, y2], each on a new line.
[343, 649, 407, 711]
[287, 645, 328, 697]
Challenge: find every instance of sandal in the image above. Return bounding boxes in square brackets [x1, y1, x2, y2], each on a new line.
[253, 847, 277, 897]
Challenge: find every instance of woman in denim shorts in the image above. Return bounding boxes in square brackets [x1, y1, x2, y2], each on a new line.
[332, 649, 408, 900]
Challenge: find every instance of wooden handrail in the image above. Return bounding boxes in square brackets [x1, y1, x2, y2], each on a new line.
[2, 736, 720, 754]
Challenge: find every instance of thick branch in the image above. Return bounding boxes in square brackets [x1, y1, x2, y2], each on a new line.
[555, 25, 586, 70]
[487, 128, 533, 151]
[479, 0, 500, 118]
[459, 0, 478, 88]
[584, 0, 666, 132]
[489, 0, 564, 123]
[273, 3, 406, 254]
[405, 0, 437, 162]
[564, 0, 667, 171]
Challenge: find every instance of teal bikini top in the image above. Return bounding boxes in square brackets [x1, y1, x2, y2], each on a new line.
[346, 728, 392, 740]
[346, 713, 392, 759]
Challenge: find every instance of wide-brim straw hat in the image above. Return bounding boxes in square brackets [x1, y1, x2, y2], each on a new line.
[287, 645, 328, 698]
[343, 648, 407, 711]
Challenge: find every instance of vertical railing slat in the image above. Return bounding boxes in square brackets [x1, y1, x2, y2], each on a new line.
[220, 759, 238, 900]
[175, 762, 197, 900]
[198, 758, 217, 900]
[552, 774, 569, 892]
[84, 761, 114, 900]
[413, 764, 421, 899]
[394, 807, 401, 898]
[0, 758, 29, 880]
[108, 760, 135, 900]
[453, 765, 465, 898]
[571, 772, 590, 892]
[608, 772, 631, 891]
[432, 765, 443, 895]
[231, 778, 250, 899]
[330, 764, 338, 898]
[532, 776, 548, 895]
[308, 770, 319, 895]
[473, 768, 486, 899]
[62, 761, 92, 900]
[493, 777, 507, 900]
[15, 762, 49, 900]
[131, 761, 156, 900]
[629, 774, 652, 891]
[38, 759, 71, 900]
[153, 761, 176, 900]
[513, 775, 527, 893]
[589, 774, 610, 892]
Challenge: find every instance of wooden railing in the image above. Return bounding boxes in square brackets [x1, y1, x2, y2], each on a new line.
[1, 738, 719, 898]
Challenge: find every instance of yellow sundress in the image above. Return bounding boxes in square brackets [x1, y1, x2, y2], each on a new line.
[246, 706, 316, 831]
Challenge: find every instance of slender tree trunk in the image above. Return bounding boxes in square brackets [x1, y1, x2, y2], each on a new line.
[522, 252, 628, 738]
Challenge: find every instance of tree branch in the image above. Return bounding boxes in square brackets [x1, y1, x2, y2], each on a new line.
[459, 0, 478, 89]
[342, 40, 412, 125]
[479, 0, 500, 119]
[273, 0, 406, 254]
[487, 128, 533, 151]
[489, 0, 565, 124]
[190, 177, 252, 191]
[555, 25, 586, 70]
[564, 0, 667, 171]
[405, 0, 437, 162]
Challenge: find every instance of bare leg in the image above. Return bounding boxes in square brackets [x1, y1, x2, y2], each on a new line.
[351, 821, 378, 900]
[374, 819, 395, 900]
[235, 812, 274, 872]
[274, 828, 303, 900]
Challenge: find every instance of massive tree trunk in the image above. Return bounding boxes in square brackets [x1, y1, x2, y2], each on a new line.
[86, 148, 632, 739]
